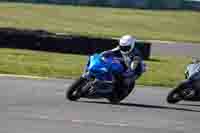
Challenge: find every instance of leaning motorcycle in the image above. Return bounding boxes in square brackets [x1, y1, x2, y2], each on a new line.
[167, 58, 200, 104]
[66, 53, 138, 104]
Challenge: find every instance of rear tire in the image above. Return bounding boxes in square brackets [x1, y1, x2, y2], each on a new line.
[66, 77, 86, 101]
[108, 81, 135, 104]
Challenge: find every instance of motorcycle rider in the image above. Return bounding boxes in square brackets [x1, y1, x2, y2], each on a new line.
[186, 57, 200, 80]
[100, 35, 146, 97]
[184, 57, 200, 97]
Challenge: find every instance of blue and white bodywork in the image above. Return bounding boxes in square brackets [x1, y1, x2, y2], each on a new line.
[85, 54, 124, 82]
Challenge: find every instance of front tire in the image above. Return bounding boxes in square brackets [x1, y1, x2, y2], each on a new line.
[167, 80, 191, 104]
[66, 77, 86, 101]
[167, 87, 183, 104]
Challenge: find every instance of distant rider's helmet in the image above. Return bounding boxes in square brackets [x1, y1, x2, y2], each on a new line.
[192, 57, 200, 64]
[119, 35, 136, 55]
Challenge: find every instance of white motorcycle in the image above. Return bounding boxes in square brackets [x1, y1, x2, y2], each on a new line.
[167, 57, 200, 104]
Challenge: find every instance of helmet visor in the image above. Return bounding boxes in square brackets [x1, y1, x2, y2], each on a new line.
[120, 45, 131, 52]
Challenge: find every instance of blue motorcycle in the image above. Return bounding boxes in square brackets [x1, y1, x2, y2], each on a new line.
[66, 53, 136, 104]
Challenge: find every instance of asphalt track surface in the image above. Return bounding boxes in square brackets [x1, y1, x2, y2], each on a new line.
[151, 42, 200, 57]
[4, 42, 200, 132]
[5, 77, 200, 133]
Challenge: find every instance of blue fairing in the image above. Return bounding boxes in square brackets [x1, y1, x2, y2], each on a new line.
[87, 54, 124, 81]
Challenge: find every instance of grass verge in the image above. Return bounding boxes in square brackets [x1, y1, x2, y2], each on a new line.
[0, 48, 190, 87]
[0, 2, 200, 43]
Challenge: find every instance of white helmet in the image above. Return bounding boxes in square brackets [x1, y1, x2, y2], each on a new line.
[119, 35, 136, 54]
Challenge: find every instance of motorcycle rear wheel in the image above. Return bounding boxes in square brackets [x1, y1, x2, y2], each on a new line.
[108, 81, 135, 104]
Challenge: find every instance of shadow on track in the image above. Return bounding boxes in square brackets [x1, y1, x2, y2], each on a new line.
[178, 103, 200, 108]
[79, 100, 200, 113]
[148, 58, 162, 62]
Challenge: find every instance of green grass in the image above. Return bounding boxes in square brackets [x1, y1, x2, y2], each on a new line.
[0, 48, 87, 78]
[0, 48, 190, 87]
[0, 2, 200, 43]
[138, 57, 189, 87]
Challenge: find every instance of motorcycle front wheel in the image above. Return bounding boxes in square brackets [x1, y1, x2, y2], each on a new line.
[66, 77, 87, 101]
[167, 87, 183, 104]
[167, 80, 192, 104]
